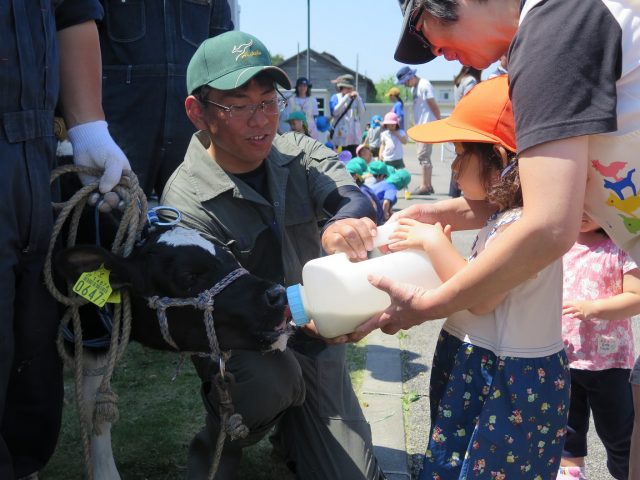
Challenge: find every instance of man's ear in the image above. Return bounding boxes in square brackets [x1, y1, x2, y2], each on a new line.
[185, 95, 208, 131]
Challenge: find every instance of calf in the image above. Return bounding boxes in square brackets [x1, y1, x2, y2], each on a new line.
[56, 226, 291, 480]
[56, 226, 291, 353]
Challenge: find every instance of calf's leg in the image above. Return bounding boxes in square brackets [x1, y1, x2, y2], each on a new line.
[82, 351, 121, 480]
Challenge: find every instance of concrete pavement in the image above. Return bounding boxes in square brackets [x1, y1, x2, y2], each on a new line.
[360, 142, 628, 480]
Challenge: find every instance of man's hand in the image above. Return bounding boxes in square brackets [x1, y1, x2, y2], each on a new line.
[322, 217, 377, 260]
[68, 120, 131, 194]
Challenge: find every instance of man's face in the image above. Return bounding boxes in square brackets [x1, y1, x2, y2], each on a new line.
[201, 77, 279, 173]
[403, 77, 418, 88]
[414, 2, 513, 69]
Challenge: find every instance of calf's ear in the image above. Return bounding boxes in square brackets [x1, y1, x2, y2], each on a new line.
[55, 245, 132, 288]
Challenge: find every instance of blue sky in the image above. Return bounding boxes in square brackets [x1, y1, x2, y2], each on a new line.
[238, 0, 496, 83]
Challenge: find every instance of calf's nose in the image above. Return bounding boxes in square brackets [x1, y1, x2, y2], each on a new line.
[265, 284, 286, 307]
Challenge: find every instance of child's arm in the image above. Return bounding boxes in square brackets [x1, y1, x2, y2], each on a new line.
[395, 129, 408, 145]
[379, 138, 386, 159]
[563, 268, 640, 321]
[387, 218, 467, 282]
[382, 199, 393, 221]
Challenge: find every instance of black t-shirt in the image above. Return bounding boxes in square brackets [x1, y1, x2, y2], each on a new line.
[232, 163, 284, 284]
[509, 0, 622, 152]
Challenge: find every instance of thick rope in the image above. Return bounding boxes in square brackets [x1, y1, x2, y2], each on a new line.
[147, 268, 250, 479]
[44, 165, 147, 480]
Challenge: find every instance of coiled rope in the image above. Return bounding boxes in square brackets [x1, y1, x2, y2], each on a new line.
[43, 165, 147, 480]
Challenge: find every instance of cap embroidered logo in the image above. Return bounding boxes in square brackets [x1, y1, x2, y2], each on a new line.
[232, 40, 262, 62]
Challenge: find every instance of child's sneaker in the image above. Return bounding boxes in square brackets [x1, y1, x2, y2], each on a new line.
[556, 466, 587, 480]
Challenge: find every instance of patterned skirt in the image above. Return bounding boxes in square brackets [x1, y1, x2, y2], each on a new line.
[419, 330, 571, 480]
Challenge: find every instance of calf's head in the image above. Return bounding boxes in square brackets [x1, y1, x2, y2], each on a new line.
[56, 227, 291, 352]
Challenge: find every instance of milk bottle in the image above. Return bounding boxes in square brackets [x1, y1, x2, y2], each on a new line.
[286, 222, 442, 338]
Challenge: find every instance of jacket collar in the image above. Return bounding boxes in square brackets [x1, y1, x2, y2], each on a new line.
[186, 131, 304, 204]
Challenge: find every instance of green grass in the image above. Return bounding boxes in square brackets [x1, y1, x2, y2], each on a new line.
[43, 341, 367, 479]
[347, 338, 368, 394]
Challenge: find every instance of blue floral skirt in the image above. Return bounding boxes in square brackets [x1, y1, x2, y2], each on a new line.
[419, 330, 571, 480]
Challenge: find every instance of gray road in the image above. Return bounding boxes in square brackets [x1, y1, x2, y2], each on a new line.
[389, 142, 635, 479]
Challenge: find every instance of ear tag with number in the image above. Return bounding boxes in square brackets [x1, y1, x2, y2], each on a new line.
[72, 265, 113, 308]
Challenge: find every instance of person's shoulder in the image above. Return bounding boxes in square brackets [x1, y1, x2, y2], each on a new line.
[419, 77, 433, 88]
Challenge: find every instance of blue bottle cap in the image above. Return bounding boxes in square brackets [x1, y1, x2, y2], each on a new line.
[286, 284, 309, 326]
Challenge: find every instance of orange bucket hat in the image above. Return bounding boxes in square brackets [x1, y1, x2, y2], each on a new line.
[408, 76, 516, 152]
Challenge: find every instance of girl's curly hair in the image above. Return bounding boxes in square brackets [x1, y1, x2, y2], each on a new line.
[453, 142, 522, 211]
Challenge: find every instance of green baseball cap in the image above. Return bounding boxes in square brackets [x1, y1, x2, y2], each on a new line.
[387, 169, 412, 189]
[346, 158, 366, 176]
[187, 31, 291, 93]
[368, 161, 389, 177]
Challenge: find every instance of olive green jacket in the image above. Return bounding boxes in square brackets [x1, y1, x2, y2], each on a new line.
[161, 131, 355, 285]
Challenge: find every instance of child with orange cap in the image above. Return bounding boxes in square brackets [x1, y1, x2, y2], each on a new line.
[383, 76, 570, 480]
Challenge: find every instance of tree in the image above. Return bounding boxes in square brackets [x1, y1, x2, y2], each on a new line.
[272, 53, 285, 66]
[373, 75, 412, 103]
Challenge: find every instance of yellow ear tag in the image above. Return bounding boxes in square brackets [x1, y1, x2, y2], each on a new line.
[106, 290, 121, 304]
[72, 265, 113, 308]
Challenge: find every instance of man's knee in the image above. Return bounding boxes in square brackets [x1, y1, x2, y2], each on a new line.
[199, 349, 306, 431]
[417, 144, 433, 167]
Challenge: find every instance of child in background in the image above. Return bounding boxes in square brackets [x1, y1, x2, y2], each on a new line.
[356, 144, 373, 164]
[366, 115, 383, 159]
[372, 168, 411, 220]
[366, 160, 389, 187]
[338, 150, 352, 165]
[346, 158, 384, 225]
[385, 86, 405, 130]
[315, 115, 331, 145]
[386, 76, 570, 480]
[557, 213, 639, 480]
[290, 77, 320, 140]
[286, 111, 309, 136]
[379, 112, 407, 169]
[362, 122, 370, 144]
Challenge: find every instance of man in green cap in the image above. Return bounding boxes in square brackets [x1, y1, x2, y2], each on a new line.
[161, 30, 385, 479]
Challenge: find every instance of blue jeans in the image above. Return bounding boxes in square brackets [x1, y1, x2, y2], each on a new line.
[98, 0, 233, 196]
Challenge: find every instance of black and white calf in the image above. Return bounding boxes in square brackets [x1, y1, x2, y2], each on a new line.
[57, 226, 291, 353]
[55, 226, 291, 480]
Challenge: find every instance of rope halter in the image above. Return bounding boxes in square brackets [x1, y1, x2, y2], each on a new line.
[147, 267, 249, 359]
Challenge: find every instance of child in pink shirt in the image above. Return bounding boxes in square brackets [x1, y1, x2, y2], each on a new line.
[559, 212, 640, 480]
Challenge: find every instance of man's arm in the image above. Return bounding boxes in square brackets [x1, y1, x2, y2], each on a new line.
[427, 98, 441, 120]
[58, 21, 130, 194]
[57, 21, 103, 128]
[361, 136, 588, 334]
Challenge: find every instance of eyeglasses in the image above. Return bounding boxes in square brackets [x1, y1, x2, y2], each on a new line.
[408, 5, 433, 53]
[202, 93, 288, 120]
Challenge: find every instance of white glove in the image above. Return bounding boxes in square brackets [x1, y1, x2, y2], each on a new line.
[67, 120, 131, 193]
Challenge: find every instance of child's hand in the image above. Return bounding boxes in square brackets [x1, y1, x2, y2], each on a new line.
[387, 218, 452, 254]
[562, 300, 594, 321]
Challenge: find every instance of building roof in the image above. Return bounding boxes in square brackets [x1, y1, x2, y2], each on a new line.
[277, 48, 377, 101]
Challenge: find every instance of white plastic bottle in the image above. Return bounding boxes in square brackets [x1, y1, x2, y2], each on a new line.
[286, 222, 442, 337]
